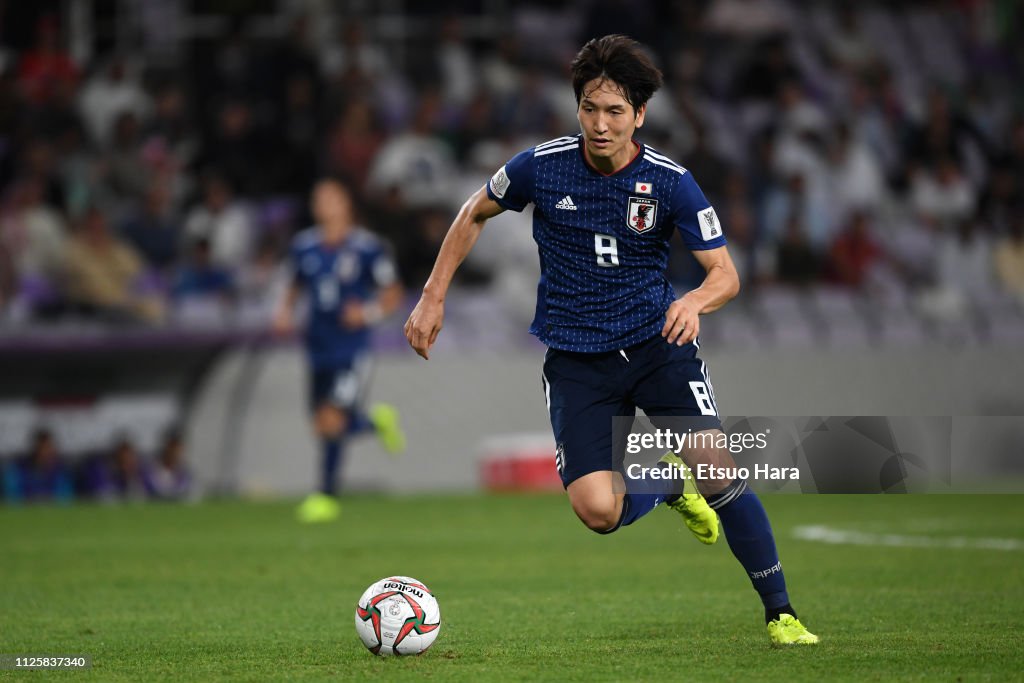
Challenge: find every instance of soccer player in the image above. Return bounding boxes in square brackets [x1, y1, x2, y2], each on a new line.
[405, 35, 818, 645]
[275, 178, 406, 523]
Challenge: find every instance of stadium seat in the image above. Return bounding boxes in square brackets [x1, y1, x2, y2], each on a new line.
[824, 318, 872, 349]
[876, 311, 929, 347]
[810, 287, 861, 319]
[988, 317, 1024, 345]
[754, 286, 810, 321]
[702, 309, 761, 350]
[172, 298, 231, 329]
[752, 287, 821, 348]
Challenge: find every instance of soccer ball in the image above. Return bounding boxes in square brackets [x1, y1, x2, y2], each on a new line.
[355, 576, 441, 656]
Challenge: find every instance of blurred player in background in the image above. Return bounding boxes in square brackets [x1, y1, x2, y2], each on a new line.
[406, 35, 817, 645]
[275, 178, 406, 523]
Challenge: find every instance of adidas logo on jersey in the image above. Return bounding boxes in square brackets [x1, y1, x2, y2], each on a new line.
[555, 195, 578, 211]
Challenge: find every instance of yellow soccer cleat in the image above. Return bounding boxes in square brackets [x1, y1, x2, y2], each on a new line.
[296, 492, 341, 523]
[767, 614, 819, 646]
[370, 402, 406, 456]
[660, 452, 719, 545]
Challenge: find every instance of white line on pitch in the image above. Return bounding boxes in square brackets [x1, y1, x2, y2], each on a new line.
[792, 525, 1024, 551]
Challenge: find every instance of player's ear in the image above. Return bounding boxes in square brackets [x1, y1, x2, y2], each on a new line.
[634, 104, 647, 129]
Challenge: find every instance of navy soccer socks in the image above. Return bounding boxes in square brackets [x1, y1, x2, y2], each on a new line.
[619, 485, 673, 528]
[709, 480, 794, 622]
[603, 467, 684, 532]
[320, 410, 372, 496]
[612, 475, 797, 623]
[613, 492, 658, 530]
[321, 439, 345, 496]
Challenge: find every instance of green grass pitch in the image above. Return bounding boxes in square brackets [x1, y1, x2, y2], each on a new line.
[3, 494, 1023, 681]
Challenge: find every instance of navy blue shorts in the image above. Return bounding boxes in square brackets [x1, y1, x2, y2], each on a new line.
[308, 354, 372, 412]
[541, 333, 723, 487]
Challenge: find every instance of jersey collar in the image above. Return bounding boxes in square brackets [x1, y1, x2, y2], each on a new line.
[580, 138, 643, 177]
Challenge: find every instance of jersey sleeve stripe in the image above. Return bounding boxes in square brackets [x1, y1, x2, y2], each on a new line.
[647, 147, 688, 166]
[643, 154, 687, 175]
[534, 136, 578, 151]
[535, 143, 580, 157]
[644, 148, 687, 171]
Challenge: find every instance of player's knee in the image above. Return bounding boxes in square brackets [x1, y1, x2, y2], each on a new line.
[315, 406, 348, 438]
[572, 499, 621, 533]
[688, 445, 740, 498]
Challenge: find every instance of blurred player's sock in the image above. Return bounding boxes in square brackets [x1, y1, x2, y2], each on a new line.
[296, 492, 340, 523]
[370, 403, 406, 455]
[709, 481, 792, 616]
[321, 438, 344, 495]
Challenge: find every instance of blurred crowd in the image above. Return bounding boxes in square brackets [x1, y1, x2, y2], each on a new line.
[0, 0, 1022, 332]
[2, 426, 192, 504]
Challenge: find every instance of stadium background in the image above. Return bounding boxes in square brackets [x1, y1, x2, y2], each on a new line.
[1, 0, 1023, 500]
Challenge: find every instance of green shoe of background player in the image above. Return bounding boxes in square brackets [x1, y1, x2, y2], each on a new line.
[370, 402, 406, 455]
[767, 614, 819, 646]
[296, 493, 341, 523]
[660, 452, 719, 545]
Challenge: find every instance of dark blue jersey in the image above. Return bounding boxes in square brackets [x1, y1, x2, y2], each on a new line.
[486, 135, 727, 352]
[289, 227, 396, 368]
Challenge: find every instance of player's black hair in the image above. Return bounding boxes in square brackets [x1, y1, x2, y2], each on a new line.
[570, 35, 663, 114]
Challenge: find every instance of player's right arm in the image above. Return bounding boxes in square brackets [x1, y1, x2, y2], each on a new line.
[273, 238, 307, 336]
[404, 186, 505, 359]
[272, 282, 301, 336]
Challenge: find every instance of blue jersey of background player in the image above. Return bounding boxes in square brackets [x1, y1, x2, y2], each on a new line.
[405, 36, 818, 645]
[274, 178, 405, 523]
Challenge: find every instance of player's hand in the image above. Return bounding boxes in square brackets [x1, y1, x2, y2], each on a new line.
[662, 294, 701, 345]
[404, 297, 444, 360]
[271, 307, 295, 336]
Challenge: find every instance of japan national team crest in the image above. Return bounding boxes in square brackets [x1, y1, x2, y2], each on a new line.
[627, 197, 658, 234]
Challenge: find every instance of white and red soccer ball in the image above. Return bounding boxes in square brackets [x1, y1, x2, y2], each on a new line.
[355, 576, 441, 656]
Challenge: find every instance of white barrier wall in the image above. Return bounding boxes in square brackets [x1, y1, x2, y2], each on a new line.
[185, 343, 1024, 495]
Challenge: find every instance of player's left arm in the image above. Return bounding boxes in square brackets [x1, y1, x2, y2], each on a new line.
[662, 246, 740, 345]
